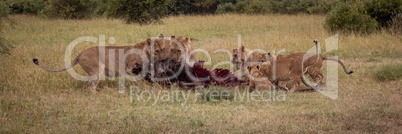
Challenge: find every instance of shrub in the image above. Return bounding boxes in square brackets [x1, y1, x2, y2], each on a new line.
[390, 13, 402, 35]
[270, 0, 311, 14]
[364, 0, 402, 27]
[8, 0, 47, 15]
[270, 0, 337, 14]
[93, 0, 108, 16]
[167, 0, 193, 15]
[43, 0, 98, 19]
[106, 0, 168, 24]
[375, 64, 402, 81]
[216, 2, 236, 14]
[234, 0, 269, 14]
[167, 0, 224, 15]
[325, 2, 378, 34]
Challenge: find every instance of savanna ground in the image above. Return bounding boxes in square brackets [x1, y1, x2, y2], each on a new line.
[1, 14, 402, 133]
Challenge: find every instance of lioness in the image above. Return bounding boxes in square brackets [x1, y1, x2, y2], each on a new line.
[247, 65, 274, 92]
[232, 40, 353, 88]
[33, 38, 168, 93]
[267, 52, 353, 89]
[257, 56, 318, 93]
[151, 35, 197, 84]
[231, 45, 267, 79]
[170, 36, 196, 66]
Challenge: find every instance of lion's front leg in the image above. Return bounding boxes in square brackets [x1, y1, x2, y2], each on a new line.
[248, 82, 255, 92]
[288, 77, 301, 93]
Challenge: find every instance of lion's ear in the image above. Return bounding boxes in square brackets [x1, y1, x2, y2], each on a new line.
[159, 34, 164, 39]
[240, 45, 245, 52]
[185, 37, 190, 43]
[171, 35, 175, 39]
[247, 66, 251, 71]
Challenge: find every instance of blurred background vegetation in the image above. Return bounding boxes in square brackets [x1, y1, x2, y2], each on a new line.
[1, 0, 399, 54]
[0, 0, 401, 33]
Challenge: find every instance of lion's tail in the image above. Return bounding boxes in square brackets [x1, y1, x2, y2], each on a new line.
[324, 57, 354, 74]
[300, 55, 320, 89]
[33, 54, 81, 72]
[300, 55, 353, 90]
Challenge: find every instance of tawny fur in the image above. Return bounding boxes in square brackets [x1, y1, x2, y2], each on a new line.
[247, 65, 275, 92]
[33, 38, 168, 93]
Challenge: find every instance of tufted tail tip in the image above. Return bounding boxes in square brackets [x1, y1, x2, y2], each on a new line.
[348, 71, 354, 74]
[33, 58, 39, 65]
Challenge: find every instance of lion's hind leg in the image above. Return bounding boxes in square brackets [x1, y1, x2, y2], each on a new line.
[81, 62, 106, 94]
[276, 81, 289, 90]
[307, 68, 324, 87]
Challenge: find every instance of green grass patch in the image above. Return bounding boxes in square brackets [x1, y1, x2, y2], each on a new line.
[201, 87, 235, 102]
[375, 64, 402, 81]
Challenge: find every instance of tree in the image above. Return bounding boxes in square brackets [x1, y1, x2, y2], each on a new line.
[106, 0, 169, 24]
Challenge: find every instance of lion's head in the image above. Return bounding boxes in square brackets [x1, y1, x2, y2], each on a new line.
[231, 46, 245, 64]
[145, 38, 168, 61]
[170, 36, 191, 62]
[247, 65, 259, 73]
[232, 45, 268, 70]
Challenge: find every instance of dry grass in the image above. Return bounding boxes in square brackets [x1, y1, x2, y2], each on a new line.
[1, 14, 402, 133]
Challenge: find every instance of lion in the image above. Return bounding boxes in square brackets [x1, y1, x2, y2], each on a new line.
[33, 38, 168, 93]
[231, 45, 266, 79]
[231, 45, 267, 67]
[170, 36, 196, 66]
[149, 35, 198, 84]
[256, 56, 319, 93]
[267, 52, 353, 89]
[247, 65, 275, 92]
[269, 52, 323, 88]
[232, 39, 353, 89]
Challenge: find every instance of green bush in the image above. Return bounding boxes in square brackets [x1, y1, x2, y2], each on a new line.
[218, 0, 336, 14]
[106, 0, 168, 24]
[270, 0, 337, 14]
[325, 2, 378, 34]
[216, 2, 236, 14]
[365, 0, 402, 27]
[234, 0, 269, 14]
[375, 64, 402, 81]
[167, 0, 225, 15]
[8, 0, 47, 15]
[390, 13, 402, 35]
[167, 0, 193, 15]
[43, 0, 98, 19]
[94, 0, 108, 16]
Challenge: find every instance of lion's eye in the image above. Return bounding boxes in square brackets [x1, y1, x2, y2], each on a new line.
[155, 50, 159, 53]
[177, 50, 181, 53]
[234, 55, 237, 57]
